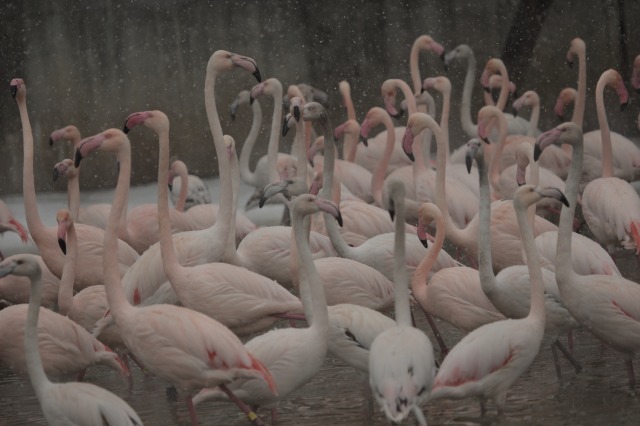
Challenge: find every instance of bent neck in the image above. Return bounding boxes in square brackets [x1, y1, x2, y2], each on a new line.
[370, 114, 396, 206]
[67, 173, 81, 221]
[239, 98, 263, 186]
[25, 267, 50, 396]
[574, 48, 587, 129]
[267, 84, 284, 184]
[477, 151, 497, 296]
[58, 222, 78, 316]
[410, 210, 445, 301]
[393, 196, 412, 327]
[595, 75, 614, 178]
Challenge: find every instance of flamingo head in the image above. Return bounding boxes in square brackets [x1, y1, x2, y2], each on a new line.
[75, 128, 129, 167]
[208, 50, 261, 83]
[9, 78, 25, 101]
[56, 209, 72, 254]
[53, 159, 76, 182]
[0, 254, 41, 280]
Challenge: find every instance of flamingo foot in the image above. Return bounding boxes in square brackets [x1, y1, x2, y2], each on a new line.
[219, 384, 265, 425]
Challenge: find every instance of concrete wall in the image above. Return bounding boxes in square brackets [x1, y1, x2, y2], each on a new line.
[1, 0, 639, 194]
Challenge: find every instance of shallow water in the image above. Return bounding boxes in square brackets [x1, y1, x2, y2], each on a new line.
[1, 182, 640, 425]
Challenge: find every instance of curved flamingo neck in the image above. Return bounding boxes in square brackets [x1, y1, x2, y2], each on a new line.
[514, 193, 545, 322]
[460, 50, 479, 138]
[104, 138, 134, 322]
[156, 122, 187, 283]
[520, 145, 539, 225]
[294, 115, 308, 185]
[66, 172, 81, 221]
[24, 265, 50, 395]
[410, 208, 445, 300]
[370, 112, 396, 206]
[58, 221, 78, 316]
[526, 96, 541, 138]
[485, 109, 508, 195]
[392, 194, 411, 327]
[339, 80, 356, 121]
[556, 130, 583, 280]
[494, 61, 510, 111]
[222, 147, 241, 264]
[318, 117, 335, 202]
[18, 92, 46, 240]
[238, 96, 264, 187]
[595, 72, 615, 178]
[174, 164, 189, 212]
[204, 58, 231, 190]
[574, 44, 587, 129]
[476, 148, 498, 296]
[292, 206, 328, 331]
[266, 81, 284, 184]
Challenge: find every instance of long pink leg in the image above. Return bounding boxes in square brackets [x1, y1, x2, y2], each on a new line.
[219, 384, 265, 425]
[185, 395, 199, 426]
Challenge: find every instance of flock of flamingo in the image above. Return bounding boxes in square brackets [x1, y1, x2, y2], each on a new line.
[0, 34, 640, 425]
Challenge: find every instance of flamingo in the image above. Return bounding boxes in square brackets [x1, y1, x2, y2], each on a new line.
[404, 108, 558, 271]
[167, 159, 211, 210]
[580, 69, 640, 257]
[10, 78, 139, 291]
[467, 139, 580, 379]
[75, 127, 276, 425]
[193, 194, 338, 420]
[410, 201, 505, 356]
[0, 254, 59, 309]
[168, 158, 257, 246]
[128, 110, 303, 336]
[0, 255, 142, 425]
[0, 199, 29, 257]
[369, 182, 436, 426]
[51, 158, 112, 232]
[103, 49, 262, 308]
[535, 122, 640, 389]
[428, 184, 568, 416]
[49, 125, 113, 230]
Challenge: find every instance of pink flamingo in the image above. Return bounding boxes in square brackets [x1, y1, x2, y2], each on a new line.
[580, 69, 640, 257]
[194, 194, 338, 421]
[49, 125, 113, 230]
[10, 78, 139, 291]
[563, 38, 640, 183]
[467, 139, 580, 378]
[75, 127, 276, 425]
[0, 254, 59, 309]
[535, 122, 640, 389]
[429, 184, 567, 416]
[403, 108, 557, 272]
[411, 201, 505, 356]
[109, 50, 262, 307]
[369, 182, 436, 426]
[129, 110, 303, 336]
[0, 199, 29, 256]
[167, 159, 211, 210]
[0, 255, 142, 425]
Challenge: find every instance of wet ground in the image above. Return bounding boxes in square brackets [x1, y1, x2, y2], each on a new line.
[1, 181, 640, 425]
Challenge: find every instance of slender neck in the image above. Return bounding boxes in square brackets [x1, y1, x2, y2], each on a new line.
[67, 173, 81, 221]
[204, 63, 231, 194]
[239, 98, 263, 186]
[595, 75, 614, 178]
[574, 48, 587, 129]
[25, 267, 50, 395]
[175, 166, 188, 212]
[494, 63, 510, 111]
[57, 222, 77, 316]
[477, 151, 497, 295]
[18, 94, 45, 239]
[319, 119, 335, 202]
[460, 52, 478, 138]
[293, 208, 328, 332]
[222, 149, 241, 263]
[103, 142, 133, 322]
[393, 195, 411, 327]
[266, 85, 284, 184]
[487, 111, 508, 196]
[556, 133, 583, 279]
[344, 121, 360, 163]
[157, 124, 187, 284]
[410, 210, 445, 303]
[515, 195, 545, 322]
[340, 81, 356, 121]
[370, 114, 396, 206]
[440, 86, 451, 148]
[295, 116, 308, 184]
[523, 148, 539, 225]
[527, 99, 540, 138]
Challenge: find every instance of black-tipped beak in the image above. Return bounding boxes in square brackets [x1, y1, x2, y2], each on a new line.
[10, 85, 17, 98]
[74, 149, 83, 168]
[621, 101, 628, 113]
[440, 52, 446, 62]
[465, 153, 473, 173]
[293, 105, 300, 121]
[359, 135, 368, 147]
[560, 193, 570, 207]
[335, 212, 344, 227]
[168, 183, 173, 192]
[58, 238, 67, 255]
[534, 144, 542, 162]
[253, 69, 262, 83]
[388, 207, 395, 222]
[512, 108, 518, 117]
[123, 124, 131, 134]
[420, 238, 428, 249]
[249, 95, 255, 106]
[405, 150, 415, 162]
[282, 117, 290, 137]
[53, 167, 60, 182]
[49, 137, 54, 148]
[481, 136, 490, 144]
[566, 60, 574, 69]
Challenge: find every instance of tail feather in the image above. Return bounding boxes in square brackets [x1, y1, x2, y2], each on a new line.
[249, 354, 278, 395]
[9, 219, 29, 243]
[631, 220, 640, 255]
